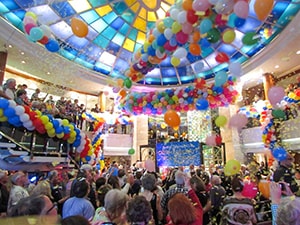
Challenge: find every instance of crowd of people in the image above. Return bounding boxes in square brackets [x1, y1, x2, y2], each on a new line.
[0, 156, 300, 225]
[0, 78, 87, 129]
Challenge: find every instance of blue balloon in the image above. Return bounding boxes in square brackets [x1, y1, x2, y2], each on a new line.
[157, 34, 167, 46]
[63, 126, 70, 134]
[272, 147, 287, 161]
[45, 39, 60, 52]
[0, 98, 9, 109]
[85, 156, 91, 161]
[234, 17, 246, 28]
[214, 71, 228, 87]
[196, 99, 209, 110]
[147, 46, 156, 56]
[199, 19, 213, 34]
[52, 120, 60, 128]
[4, 108, 16, 117]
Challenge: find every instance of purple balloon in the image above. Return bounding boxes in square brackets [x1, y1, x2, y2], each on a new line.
[268, 86, 285, 106]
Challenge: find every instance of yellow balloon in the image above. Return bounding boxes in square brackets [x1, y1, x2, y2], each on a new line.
[56, 133, 64, 139]
[45, 122, 53, 130]
[224, 159, 241, 176]
[62, 119, 69, 126]
[172, 21, 182, 34]
[157, 21, 166, 33]
[215, 115, 227, 127]
[0, 109, 3, 117]
[171, 57, 180, 67]
[0, 116, 7, 122]
[25, 11, 38, 21]
[222, 29, 236, 44]
[161, 123, 167, 129]
[40, 115, 49, 124]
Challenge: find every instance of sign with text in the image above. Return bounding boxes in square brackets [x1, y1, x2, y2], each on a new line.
[156, 141, 201, 167]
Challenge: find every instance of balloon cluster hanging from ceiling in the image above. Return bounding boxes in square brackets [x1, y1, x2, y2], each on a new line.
[121, 0, 273, 85]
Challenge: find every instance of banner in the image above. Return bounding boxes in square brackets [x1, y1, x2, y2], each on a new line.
[156, 141, 201, 167]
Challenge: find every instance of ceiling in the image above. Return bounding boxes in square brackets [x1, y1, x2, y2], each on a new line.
[0, 0, 300, 96]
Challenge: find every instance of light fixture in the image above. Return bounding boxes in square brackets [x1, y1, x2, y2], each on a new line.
[47, 72, 51, 75]
[21, 60, 25, 64]
[296, 50, 300, 55]
[20, 51, 24, 55]
[282, 138, 300, 143]
[275, 65, 279, 69]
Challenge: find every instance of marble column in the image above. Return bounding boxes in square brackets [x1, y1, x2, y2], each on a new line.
[0, 51, 8, 84]
[263, 73, 275, 101]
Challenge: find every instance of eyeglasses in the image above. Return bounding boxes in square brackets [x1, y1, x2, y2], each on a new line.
[46, 203, 57, 215]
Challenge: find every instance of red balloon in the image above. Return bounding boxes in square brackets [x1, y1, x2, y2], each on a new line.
[215, 52, 230, 63]
[38, 36, 49, 45]
[187, 10, 199, 24]
[215, 135, 222, 146]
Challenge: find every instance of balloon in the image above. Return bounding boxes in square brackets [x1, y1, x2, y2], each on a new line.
[242, 32, 259, 46]
[128, 148, 135, 155]
[268, 86, 285, 106]
[224, 159, 241, 176]
[215, 115, 227, 127]
[182, 0, 193, 11]
[199, 19, 213, 34]
[272, 147, 287, 161]
[176, 31, 189, 44]
[215, 0, 235, 14]
[177, 11, 187, 24]
[214, 70, 228, 87]
[234, 1, 249, 19]
[205, 134, 216, 146]
[228, 62, 242, 76]
[192, 0, 211, 12]
[187, 10, 199, 24]
[207, 28, 221, 43]
[272, 109, 286, 119]
[196, 99, 209, 110]
[173, 47, 188, 58]
[171, 57, 181, 67]
[71, 18, 89, 38]
[229, 114, 248, 129]
[258, 180, 270, 199]
[254, 0, 274, 21]
[164, 110, 181, 128]
[25, 11, 38, 21]
[242, 181, 258, 198]
[24, 23, 36, 34]
[45, 39, 60, 52]
[222, 29, 236, 44]
[234, 17, 246, 28]
[189, 43, 201, 55]
[145, 159, 155, 172]
[29, 27, 44, 41]
[215, 52, 230, 63]
[124, 78, 132, 89]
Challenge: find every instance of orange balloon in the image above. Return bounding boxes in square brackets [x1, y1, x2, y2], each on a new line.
[258, 180, 270, 199]
[182, 0, 193, 11]
[189, 43, 201, 56]
[193, 31, 201, 42]
[71, 18, 88, 37]
[164, 110, 181, 128]
[118, 89, 127, 99]
[254, 0, 274, 21]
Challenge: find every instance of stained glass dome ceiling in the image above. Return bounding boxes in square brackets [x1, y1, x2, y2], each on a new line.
[0, 0, 299, 87]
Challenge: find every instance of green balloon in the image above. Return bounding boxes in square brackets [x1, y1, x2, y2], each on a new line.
[272, 109, 286, 119]
[242, 32, 259, 46]
[128, 148, 135, 155]
[124, 78, 132, 89]
[207, 28, 221, 43]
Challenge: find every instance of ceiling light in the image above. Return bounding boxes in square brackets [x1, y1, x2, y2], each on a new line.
[296, 50, 300, 55]
[8, 45, 12, 48]
[21, 61, 25, 64]
[47, 72, 51, 75]
[275, 65, 279, 69]
[20, 52, 24, 55]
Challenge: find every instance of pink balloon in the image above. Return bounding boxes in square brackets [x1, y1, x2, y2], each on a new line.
[145, 159, 155, 172]
[205, 134, 217, 146]
[234, 1, 249, 19]
[192, 0, 211, 12]
[176, 31, 189, 44]
[242, 181, 258, 198]
[182, 22, 194, 34]
[268, 86, 285, 106]
[229, 114, 248, 129]
[24, 23, 36, 34]
[23, 16, 36, 26]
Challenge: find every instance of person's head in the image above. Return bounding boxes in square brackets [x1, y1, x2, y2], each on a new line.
[11, 172, 28, 187]
[142, 173, 156, 192]
[31, 180, 53, 199]
[190, 175, 206, 192]
[35, 88, 40, 93]
[126, 196, 152, 225]
[6, 78, 16, 89]
[9, 194, 57, 217]
[0, 169, 8, 184]
[175, 170, 186, 185]
[61, 215, 90, 225]
[211, 175, 222, 186]
[168, 193, 196, 224]
[47, 170, 59, 185]
[276, 196, 300, 225]
[107, 175, 121, 189]
[72, 178, 90, 198]
[280, 153, 294, 168]
[231, 175, 244, 192]
[95, 176, 107, 191]
[97, 184, 112, 207]
[104, 189, 128, 222]
[80, 164, 93, 182]
[16, 89, 27, 98]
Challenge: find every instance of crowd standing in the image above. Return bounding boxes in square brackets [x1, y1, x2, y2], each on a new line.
[0, 156, 299, 225]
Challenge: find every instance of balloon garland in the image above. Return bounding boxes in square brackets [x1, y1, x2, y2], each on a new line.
[0, 98, 93, 161]
[119, 0, 273, 87]
[119, 77, 238, 115]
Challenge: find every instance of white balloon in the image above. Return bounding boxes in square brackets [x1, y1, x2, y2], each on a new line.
[173, 47, 187, 58]
[177, 11, 187, 24]
[170, 8, 180, 20]
[15, 105, 25, 116]
[229, 62, 242, 76]
[164, 28, 173, 40]
[20, 114, 30, 123]
[8, 100, 17, 108]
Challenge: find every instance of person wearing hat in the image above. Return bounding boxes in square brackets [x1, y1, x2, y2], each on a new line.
[7, 171, 29, 214]
[0, 170, 9, 217]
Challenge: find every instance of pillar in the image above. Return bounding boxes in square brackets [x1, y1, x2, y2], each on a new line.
[263, 73, 275, 101]
[99, 91, 106, 112]
[0, 51, 8, 84]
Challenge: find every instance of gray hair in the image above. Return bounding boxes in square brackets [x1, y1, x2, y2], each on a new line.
[175, 170, 186, 185]
[141, 173, 156, 191]
[277, 196, 300, 225]
[104, 189, 128, 220]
